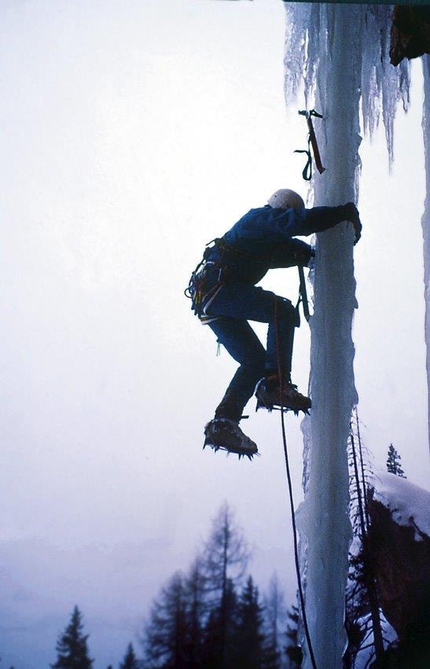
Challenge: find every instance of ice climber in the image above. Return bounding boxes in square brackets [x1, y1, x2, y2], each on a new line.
[186, 189, 362, 458]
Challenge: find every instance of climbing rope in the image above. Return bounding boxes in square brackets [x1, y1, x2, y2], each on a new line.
[274, 297, 318, 669]
[279, 407, 318, 669]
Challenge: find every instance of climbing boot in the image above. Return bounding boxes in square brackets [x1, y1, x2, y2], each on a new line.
[203, 418, 258, 460]
[255, 376, 311, 414]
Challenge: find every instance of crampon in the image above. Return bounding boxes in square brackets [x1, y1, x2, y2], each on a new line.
[203, 418, 258, 460]
[255, 378, 311, 415]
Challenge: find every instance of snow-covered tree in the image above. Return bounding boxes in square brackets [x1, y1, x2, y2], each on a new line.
[51, 606, 94, 669]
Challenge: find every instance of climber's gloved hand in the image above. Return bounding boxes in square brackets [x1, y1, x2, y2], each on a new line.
[342, 202, 362, 244]
[291, 239, 314, 266]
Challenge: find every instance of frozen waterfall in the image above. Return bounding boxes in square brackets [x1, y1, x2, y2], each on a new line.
[423, 55, 430, 447]
[284, 5, 410, 668]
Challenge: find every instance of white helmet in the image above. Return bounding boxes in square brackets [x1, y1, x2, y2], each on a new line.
[268, 189, 304, 210]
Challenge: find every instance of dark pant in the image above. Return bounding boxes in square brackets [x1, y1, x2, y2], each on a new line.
[205, 283, 298, 421]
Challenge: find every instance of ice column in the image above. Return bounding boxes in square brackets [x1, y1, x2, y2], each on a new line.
[422, 55, 430, 448]
[298, 7, 361, 667]
[283, 4, 410, 667]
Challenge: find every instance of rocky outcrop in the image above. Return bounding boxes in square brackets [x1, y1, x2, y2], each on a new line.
[390, 6, 430, 66]
[367, 474, 430, 667]
[368, 493, 430, 642]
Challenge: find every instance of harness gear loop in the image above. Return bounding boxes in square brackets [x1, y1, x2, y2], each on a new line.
[185, 238, 239, 325]
[295, 109, 326, 181]
[185, 236, 279, 322]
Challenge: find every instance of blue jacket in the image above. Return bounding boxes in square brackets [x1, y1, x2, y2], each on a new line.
[205, 204, 348, 285]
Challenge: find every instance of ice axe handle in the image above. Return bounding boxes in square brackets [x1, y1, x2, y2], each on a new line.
[298, 264, 311, 323]
[307, 117, 325, 175]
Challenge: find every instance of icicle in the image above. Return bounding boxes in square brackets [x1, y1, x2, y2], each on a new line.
[283, 4, 411, 667]
[284, 5, 410, 168]
[360, 6, 410, 165]
[422, 55, 430, 448]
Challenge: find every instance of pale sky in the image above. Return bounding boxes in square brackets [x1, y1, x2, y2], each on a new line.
[0, 1, 429, 667]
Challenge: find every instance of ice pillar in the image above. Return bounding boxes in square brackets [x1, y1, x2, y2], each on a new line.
[422, 54, 430, 448]
[284, 3, 410, 665]
[297, 6, 361, 667]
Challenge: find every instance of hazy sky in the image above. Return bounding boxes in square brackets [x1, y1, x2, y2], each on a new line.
[1, 1, 429, 667]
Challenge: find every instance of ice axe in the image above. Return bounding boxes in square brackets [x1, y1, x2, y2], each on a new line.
[295, 109, 326, 181]
[297, 264, 311, 323]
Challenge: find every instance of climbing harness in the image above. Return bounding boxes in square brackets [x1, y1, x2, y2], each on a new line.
[184, 240, 224, 323]
[185, 236, 312, 325]
[295, 109, 326, 181]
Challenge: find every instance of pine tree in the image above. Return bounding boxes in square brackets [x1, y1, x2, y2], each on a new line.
[262, 573, 285, 669]
[346, 410, 385, 667]
[119, 643, 139, 669]
[202, 577, 238, 669]
[142, 559, 210, 669]
[285, 604, 302, 668]
[143, 571, 189, 669]
[201, 503, 250, 669]
[51, 606, 94, 669]
[202, 503, 250, 595]
[232, 576, 266, 669]
[184, 557, 208, 669]
[141, 504, 252, 669]
[344, 552, 374, 668]
[386, 443, 406, 478]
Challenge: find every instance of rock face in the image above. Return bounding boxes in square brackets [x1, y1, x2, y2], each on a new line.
[367, 476, 430, 667]
[367, 492, 430, 643]
[390, 6, 430, 66]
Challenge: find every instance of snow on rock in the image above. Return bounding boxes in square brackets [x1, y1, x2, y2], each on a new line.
[370, 470, 430, 540]
[367, 471, 430, 649]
